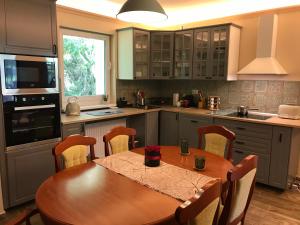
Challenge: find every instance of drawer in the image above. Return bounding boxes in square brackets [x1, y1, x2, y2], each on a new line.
[234, 135, 272, 154]
[62, 123, 85, 138]
[233, 149, 270, 185]
[214, 118, 273, 139]
[180, 113, 213, 124]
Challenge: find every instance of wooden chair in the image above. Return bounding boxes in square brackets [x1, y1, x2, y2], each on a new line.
[150, 179, 222, 225]
[103, 126, 136, 156]
[198, 125, 236, 161]
[53, 134, 97, 172]
[5, 208, 39, 225]
[218, 155, 258, 225]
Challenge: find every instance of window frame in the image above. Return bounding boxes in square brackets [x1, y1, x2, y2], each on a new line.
[59, 28, 111, 110]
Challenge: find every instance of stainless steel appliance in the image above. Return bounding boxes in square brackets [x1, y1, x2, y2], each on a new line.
[65, 96, 80, 116]
[136, 90, 145, 107]
[0, 54, 58, 95]
[208, 96, 220, 111]
[3, 94, 61, 148]
[237, 105, 249, 116]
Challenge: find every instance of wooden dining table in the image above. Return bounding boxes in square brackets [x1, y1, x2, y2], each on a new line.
[35, 146, 233, 225]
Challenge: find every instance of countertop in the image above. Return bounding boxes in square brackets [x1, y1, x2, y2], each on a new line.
[61, 106, 300, 128]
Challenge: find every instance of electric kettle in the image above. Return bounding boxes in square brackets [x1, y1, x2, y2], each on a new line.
[65, 97, 80, 116]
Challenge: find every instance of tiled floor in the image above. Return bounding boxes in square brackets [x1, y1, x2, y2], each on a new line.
[0, 184, 299, 225]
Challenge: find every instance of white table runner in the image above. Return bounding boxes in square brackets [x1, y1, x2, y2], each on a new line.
[94, 151, 214, 201]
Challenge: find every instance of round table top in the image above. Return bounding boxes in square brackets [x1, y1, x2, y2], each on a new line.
[36, 146, 233, 225]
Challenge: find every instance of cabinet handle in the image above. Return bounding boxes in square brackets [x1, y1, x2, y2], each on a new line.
[235, 141, 245, 145]
[236, 127, 245, 130]
[53, 44, 57, 54]
[190, 120, 198, 123]
[279, 133, 282, 143]
[235, 150, 244, 154]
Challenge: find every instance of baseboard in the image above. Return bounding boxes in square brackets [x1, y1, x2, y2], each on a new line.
[0, 209, 6, 215]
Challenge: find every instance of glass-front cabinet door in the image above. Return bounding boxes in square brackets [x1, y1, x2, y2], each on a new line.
[134, 30, 150, 79]
[193, 29, 211, 80]
[150, 32, 174, 79]
[210, 26, 229, 80]
[174, 30, 193, 79]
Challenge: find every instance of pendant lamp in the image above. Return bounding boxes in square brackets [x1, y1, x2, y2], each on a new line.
[117, 0, 167, 23]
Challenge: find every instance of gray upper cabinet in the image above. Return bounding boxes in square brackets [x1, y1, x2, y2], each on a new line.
[160, 111, 179, 146]
[118, 28, 150, 80]
[0, 0, 57, 57]
[193, 24, 240, 81]
[150, 31, 174, 79]
[193, 28, 211, 80]
[174, 30, 193, 79]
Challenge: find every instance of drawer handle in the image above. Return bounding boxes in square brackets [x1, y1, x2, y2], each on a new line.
[236, 127, 245, 130]
[235, 141, 245, 145]
[191, 120, 198, 123]
[235, 150, 244, 154]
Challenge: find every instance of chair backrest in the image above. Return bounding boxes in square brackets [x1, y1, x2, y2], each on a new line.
[5, 208, 39, 225]
[175, 179, 222, 225]
[218, 155, 258, 225]
[103, 126, 136, 156]
[198, 125, 235, 161]
[53, 135, 97, 172]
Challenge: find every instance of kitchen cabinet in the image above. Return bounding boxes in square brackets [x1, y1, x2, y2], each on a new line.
[62, 123, 85, 139]
[0, 0, 57, 56]
[193, 24, 240, 80]
[174, 30, 194, 79]
[269, 127, 292, 189]
[160, 111, 179, 146]
[193, 28, 211, 80]
[150, 31, 174, 79]
[179, 113, 213, 148]
[6, 140, 57, 207]
[214, 118, 300, 189]
[118, 28, 150, 79]
[214, 118, 272, 184]
[127, 112, 159, 147]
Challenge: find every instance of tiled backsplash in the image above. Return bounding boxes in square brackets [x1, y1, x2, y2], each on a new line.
[116, 80, 300, 113]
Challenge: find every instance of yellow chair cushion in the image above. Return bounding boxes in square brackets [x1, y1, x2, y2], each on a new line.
[228, 168, 257, 223]
[204, 133, 228, 157]
[62, 145, 88, 169]
[109, 135, 129, 154]
[190, 197, 220, 225]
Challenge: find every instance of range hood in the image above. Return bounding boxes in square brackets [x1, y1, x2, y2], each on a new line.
[238, 14, 287, 75]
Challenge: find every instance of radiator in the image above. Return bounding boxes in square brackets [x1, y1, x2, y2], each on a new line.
[85, 119, 126, 157]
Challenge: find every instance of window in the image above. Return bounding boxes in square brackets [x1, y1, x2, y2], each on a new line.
[59, 28, 110, 108]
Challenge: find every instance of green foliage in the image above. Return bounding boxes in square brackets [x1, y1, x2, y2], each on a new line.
[63, 37, 96, 96]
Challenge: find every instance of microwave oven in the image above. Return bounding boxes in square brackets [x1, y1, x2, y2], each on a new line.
[0, 54, 58, 95]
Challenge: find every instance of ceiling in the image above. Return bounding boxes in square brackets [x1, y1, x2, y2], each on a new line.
[56, 0, 300, 27]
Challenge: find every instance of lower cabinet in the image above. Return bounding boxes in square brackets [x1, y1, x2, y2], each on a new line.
[233, 149, 270, 184]
[179, 113, 213, 148]
[127, 111, 159, 147]
[159, 111, 179, 146]
[6, 140, 57, 207]
[269, 126, 292, 189]
[215, 117, 296, 189]
[62, 123, 85, 139]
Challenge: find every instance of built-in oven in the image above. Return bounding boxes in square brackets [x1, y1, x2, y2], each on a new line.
[3, 94, 61, 148]
[0, 54, 58, 95]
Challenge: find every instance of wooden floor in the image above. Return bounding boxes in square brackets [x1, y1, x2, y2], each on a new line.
[0, 184, 299, 225]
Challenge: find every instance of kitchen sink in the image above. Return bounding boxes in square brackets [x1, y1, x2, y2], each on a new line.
[85, 109, 123, 116]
